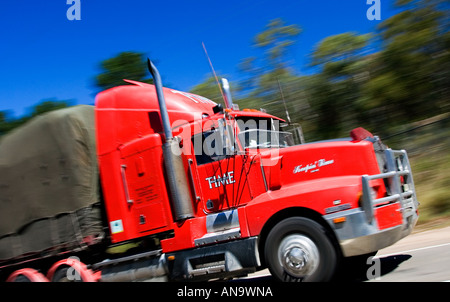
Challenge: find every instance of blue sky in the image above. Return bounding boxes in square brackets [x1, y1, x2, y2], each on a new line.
[0, 0, 403, 117]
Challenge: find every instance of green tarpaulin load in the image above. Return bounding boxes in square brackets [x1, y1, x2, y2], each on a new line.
[0, 105, 104, 263]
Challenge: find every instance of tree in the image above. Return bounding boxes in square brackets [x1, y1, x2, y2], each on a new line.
[308, 32, 373, 138]
[254, 18, 301, 72]
[190, 2, 449, 141]
[237, 19, 305, 122]
[190, 76, 226, 104]
[364, 0, 450, 127]
[28, 99, 71, 117]
[239, 18, 301, 99]
[95, 52, 153, 92]
[0, 111, 16, 136]
[0, 99, 71, 136]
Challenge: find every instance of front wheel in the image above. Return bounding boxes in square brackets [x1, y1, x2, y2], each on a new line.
[264, 217, 338, 282]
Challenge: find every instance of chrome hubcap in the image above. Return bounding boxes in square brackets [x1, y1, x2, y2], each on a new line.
[278, 234, 320, 278]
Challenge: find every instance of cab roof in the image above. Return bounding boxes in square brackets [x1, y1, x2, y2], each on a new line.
[95, 80, 284, 124]
[95, 80, 218, 122]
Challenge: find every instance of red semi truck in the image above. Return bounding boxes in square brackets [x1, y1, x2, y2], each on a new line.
[0, 61, 418, 282]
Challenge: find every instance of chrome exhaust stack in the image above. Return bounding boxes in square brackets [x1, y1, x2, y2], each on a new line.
[221, 78, 234, 110]
[147, 59, 194, 221]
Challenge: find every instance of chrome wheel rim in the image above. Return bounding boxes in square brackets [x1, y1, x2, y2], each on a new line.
[278, 234, 320, 278]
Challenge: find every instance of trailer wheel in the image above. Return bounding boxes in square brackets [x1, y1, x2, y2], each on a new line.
[6, 268, 49, 282]
[47, 258, 99, 282]
[12, 275, 32, 282]
[264, 217, 338, 282]
[51, 266, 82, 282]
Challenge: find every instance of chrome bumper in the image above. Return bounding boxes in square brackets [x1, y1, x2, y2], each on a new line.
[325, 149, 419, 257]
[325, 207, 418, 257]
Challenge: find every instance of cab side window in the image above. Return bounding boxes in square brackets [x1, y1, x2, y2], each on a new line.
[192, 130, 228, 165]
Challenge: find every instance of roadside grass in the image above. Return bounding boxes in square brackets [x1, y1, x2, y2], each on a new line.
[383, 117, 450, 226]
[410, 151, 450, 225]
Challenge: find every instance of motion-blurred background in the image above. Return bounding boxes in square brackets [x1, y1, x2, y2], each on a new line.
[1, 0, 449, 226]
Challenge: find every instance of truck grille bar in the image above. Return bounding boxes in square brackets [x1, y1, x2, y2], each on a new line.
[361, 149, 419, 225]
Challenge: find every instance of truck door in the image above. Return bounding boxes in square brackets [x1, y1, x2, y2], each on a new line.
[190, 121, 254, 213]
[119, 134, 172, 235]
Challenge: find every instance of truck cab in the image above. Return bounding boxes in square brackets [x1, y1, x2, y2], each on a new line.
[1, 61, 419, 283]
[94, 69, 418, 281]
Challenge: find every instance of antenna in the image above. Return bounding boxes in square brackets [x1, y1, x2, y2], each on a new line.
[202, 42, 226, 103]
[277, 77, 291, 124]
[276, 77, 305, 144]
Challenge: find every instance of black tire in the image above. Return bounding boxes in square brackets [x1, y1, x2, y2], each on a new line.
[264, 217, 338, 282]
[11, 275, 31, 282]
[51, 266, 83, 282]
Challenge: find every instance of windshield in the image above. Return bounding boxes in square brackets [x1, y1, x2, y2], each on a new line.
[236, 117, 294, 149]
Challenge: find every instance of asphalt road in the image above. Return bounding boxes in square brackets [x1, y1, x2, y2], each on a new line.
[368, 225, 450, 282]
[242, 226, 450, 282]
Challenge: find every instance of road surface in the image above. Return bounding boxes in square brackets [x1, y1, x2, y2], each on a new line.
[242, 226, 450, 282]
[368, 225, 450, 282]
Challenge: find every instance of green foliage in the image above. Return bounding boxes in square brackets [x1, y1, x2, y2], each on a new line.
[189, 76, 225, 104]
[239, 18, 301, 100]
[405, 120, 450, 223]
[0, 99, 71, 136]
[190, 1, 449, 141]
[7, 3, 449, 145]
[254, 18, 301, 70]
[311, 32, 371, 67]
[233, 18, 310, 132]
[366, 0, 450, 128]
[95, 51, 153, 92]
[29, 99, 71, 117]
[308, 32, 373, 139]
[0, 111, 19, 135]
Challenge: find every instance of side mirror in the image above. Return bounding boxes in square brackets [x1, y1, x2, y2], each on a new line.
[218, 118, 235, 156]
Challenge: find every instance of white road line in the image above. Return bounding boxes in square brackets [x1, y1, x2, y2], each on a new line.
[376, 242, 450, 258]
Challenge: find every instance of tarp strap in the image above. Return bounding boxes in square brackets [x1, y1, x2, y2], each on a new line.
[70, 212, 87, 251]
[49, 217, 60, 248]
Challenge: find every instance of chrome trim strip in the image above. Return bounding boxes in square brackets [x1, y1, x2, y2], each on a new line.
[206, 209, 240, 233]
[120, 165, 133, 205]
[260, 161, 268, 192]
[187, 158, 201, 202]
[194, 228, 241, 246]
